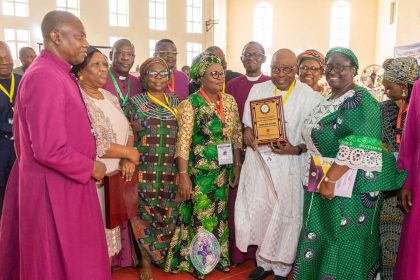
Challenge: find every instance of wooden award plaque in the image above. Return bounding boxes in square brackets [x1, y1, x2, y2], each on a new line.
[250, 96, 287, 145]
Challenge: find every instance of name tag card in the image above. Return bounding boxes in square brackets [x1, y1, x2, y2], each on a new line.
[217, 143, 233, 165]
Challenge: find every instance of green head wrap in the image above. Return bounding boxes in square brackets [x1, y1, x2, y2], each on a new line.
[325, 47, 359, 76]
[383, 57, 419, 85]
[189, 51, 222, 82]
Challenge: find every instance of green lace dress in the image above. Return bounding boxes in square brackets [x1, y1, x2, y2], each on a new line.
[293, 88, 406, 280]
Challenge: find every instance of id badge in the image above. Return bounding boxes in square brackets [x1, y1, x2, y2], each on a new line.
[8, 118, 13, 125]
[217, 143, 233, 165]
[258, 146, 275, 165]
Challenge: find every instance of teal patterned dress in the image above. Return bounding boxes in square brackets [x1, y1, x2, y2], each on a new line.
[127, 93, 180, 266]
[164, 92, 242, 277]
[293, 88, 407, 280]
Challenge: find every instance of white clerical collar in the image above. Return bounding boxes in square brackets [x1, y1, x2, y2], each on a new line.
[119, 76, 127, 80]
[246, 74, 262, 82]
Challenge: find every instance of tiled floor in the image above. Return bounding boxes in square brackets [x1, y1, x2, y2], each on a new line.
[111, 260, 274, 280]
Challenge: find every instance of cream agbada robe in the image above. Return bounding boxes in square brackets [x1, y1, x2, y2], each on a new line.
[235, 80, 322, 264]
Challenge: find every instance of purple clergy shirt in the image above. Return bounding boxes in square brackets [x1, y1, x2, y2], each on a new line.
[164, 69, 189, 100]
[226, 74, 271, 120]
[103, 67, 142, 107]
[0, 50, 111, 280]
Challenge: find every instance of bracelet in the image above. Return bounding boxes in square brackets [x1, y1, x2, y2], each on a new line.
[296, 145, 303, 155]
[234, 162, 242, 167]
[324, 176, 337, 184]
[179, 171, 187, 174]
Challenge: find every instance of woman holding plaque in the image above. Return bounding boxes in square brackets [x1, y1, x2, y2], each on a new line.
[164, 52, 242, 279]
[293, 47, 407, 280]
[71, 47, 140, 260]
[127, 57, 180, 280]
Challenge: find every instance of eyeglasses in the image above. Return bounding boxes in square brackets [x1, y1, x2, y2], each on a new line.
[299, 65, 322, 73]
[157, 51, 178, 57]
[324, 64, 353, 73]
[241, 52, 265, 60]
[208, 70, 225, 79]
[146, 70, 169, 78]
[271, 65, 295, 75]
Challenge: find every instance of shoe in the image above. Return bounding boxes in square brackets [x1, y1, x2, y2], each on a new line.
[273, 275, 287, 280]
[230, 262, 239, 268]
[216, 263, 230, 272]
[248, 266, 273, 280]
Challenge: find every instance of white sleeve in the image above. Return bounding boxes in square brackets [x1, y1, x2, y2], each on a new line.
[242, 85, 258, 127]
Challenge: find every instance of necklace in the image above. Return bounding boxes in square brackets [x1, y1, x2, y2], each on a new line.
[328, 83, 355, 100]
[83, 88, 103, 100]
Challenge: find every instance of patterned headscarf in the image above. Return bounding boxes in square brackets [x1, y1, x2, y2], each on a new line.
[139, 57, 170, 90]
[297, 49, 325, 67]
[325, 47, 359, 76]
[383, 57, 419, 85]
[189, 51, 222, 82]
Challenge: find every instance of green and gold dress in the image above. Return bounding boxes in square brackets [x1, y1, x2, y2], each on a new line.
[293, 87, 406, 280]
[164, 92, 242, 276]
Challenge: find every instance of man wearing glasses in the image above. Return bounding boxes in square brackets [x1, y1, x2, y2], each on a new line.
[225, 41, 271, 267]
[154, 39, 189, 100]
[235, 49, 322, 280]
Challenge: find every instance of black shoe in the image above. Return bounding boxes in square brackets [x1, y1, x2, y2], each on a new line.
[230, 262, 239, 268]
[248, 266, 273, 280]
[273, 275, 287, 280]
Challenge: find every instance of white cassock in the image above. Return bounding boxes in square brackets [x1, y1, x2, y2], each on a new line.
[235, 80, 323, 266]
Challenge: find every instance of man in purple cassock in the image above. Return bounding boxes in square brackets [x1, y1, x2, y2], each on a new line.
[225, 41, 270, 266]
[154, 39, 189, 100]
[395, 79, 420, 280]
[0, 10, 110, 280]
[104, 38, 141, 115]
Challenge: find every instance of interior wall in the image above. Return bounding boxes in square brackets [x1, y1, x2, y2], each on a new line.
[375, 0, 398, 65]
[0, 0, 213, 70]
[395, 0, 420, 46]
[226, 0, 379, 75]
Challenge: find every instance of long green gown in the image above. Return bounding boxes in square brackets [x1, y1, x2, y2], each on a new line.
[164, 92, 242, 277]
[293, 88, 406, 280]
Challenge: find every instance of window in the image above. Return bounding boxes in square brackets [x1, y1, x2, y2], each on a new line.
[186, 42, 202, 66]
[261, 54, 271, 75]
[4, 28, 30, 61]
[149, 39, 157, 57]
[2, 0, 28, 17]
[329, 0, 351, 48]
[56, 0, 79, 17]
[149, 0, 166, 31]
[186, 0, 202, 33]
[109, 36, 123, 47]
[253, 2, 273, 48]
[109, 0, 129, 27]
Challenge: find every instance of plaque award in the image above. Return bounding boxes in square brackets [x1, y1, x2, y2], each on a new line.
[250, 96, 287, 145]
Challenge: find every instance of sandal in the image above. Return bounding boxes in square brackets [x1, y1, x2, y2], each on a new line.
[215, 263, 230, 273]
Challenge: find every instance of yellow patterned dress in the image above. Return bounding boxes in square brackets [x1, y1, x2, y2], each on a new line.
[164, 92, 242, 277]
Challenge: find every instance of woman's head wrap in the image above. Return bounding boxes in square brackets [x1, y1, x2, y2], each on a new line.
[71, 46, 102, 77]
[383, 57, 419, 85]
[297, 49, 325, 67]
[189, 51, 222, 82]
[139, 57, 170, 90]
[325, 47, 359, 76]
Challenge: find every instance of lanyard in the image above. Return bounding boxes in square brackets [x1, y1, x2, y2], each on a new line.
[199, 88, 227, 137]
[147, 92, 178, 118]
[109, 70, 131, 107]
[222, 81, 225, 93]
[274, 80, 296, 104]
[396, 101, 406, 144]
[0, 73, 15, 104]
[168, 72, 175, 93]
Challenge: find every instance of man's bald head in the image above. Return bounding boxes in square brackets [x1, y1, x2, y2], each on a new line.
[41, 10, 80, 41]
[272, 49, 297, 66]
[271, 49, 298, 91]
[19, 47, 37, 68]
[110, 39, 135, 76]
[40, 10, 88, 65]
[0, 41, 14, 78]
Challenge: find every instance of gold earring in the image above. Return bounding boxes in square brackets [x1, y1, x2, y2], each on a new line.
[79, 75, 83, 81]
[402, 90, 407, 97]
